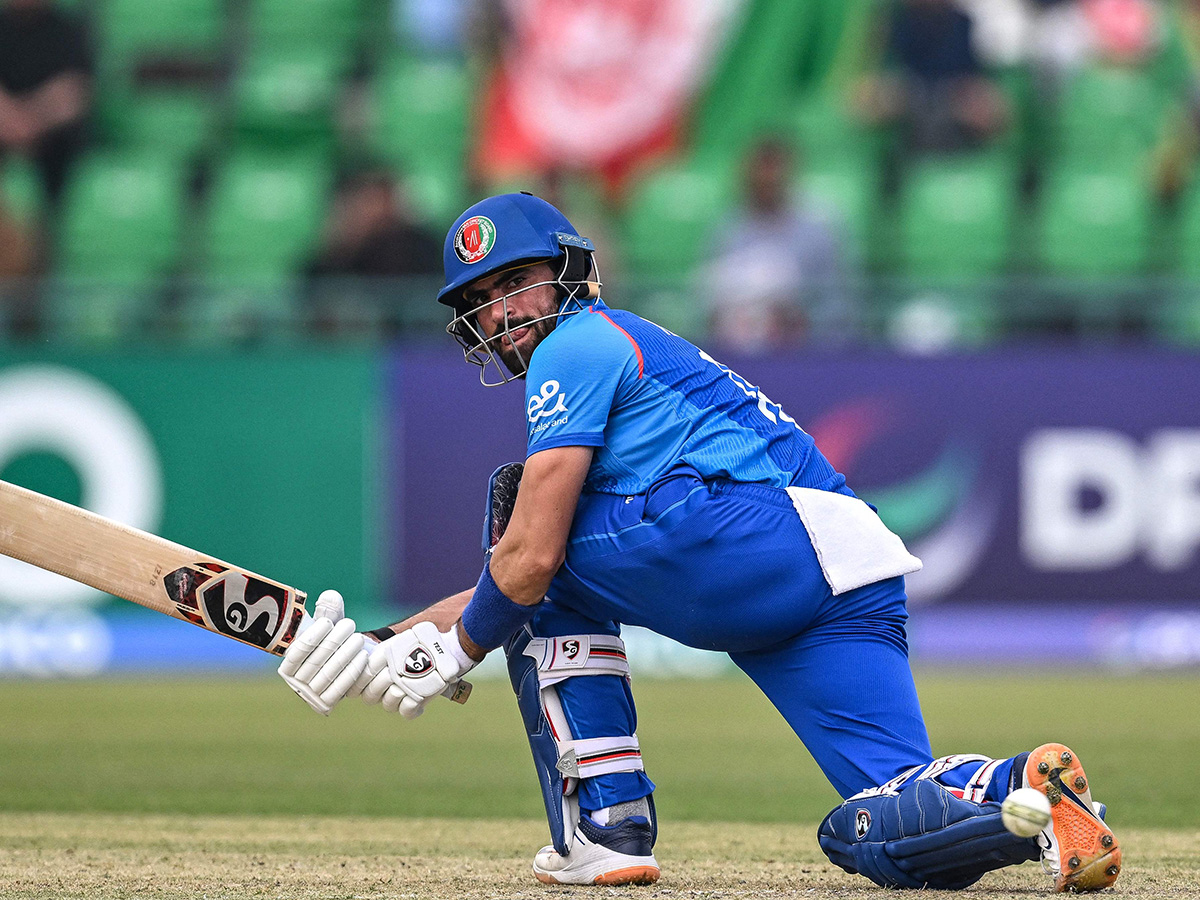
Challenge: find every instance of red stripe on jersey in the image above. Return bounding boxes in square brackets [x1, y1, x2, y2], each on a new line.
[590, 307, 644, 378]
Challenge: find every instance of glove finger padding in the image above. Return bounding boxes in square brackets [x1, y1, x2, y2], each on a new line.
[345, 656, 378, 700]
[307, 631, 366, 694]
[381, 684, 408, 715]
[398, 696, 426, 720]
[319, 647, 370, 705]
[818, 780, 1039, 890]
[277, 616, 334, 676]
[293, 618, 359, 683]
[360, 666, 393, 705]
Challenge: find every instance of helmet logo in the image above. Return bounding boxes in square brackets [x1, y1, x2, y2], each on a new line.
[454, 215, 497, 264]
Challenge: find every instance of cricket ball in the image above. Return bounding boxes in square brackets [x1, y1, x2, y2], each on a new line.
[1001, 787, 1053, 838]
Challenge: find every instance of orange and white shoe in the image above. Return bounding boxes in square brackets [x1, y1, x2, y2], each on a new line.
[1024, 743, 1121, 892]
[532, 814, 660, 886]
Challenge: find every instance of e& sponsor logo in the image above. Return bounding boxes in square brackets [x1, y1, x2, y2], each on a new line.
[454, 216, 496, 264]
[528, 379, 568, 424]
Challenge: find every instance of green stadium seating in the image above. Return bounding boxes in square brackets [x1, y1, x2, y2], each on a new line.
[803, 156, 881, 252]
[1174, 179, 1200, 278]
[403, 165, 466, 232]
[51, 152, 187, 339]
[1057, 65, 1167, 164]
[0, 158, 45, 224]
[371, 56, 469, 172]
[1038, 165, 1153, 277]
[99, 0, 224, 60]
[623, 161, 736, 278]
[102, 89, 219, 164]
[57, 151, 186, 279]
[200, 150, 331, 280]
[245, 0, 366, 50]
[791, 93, 883, 168]
[233, 48, 345, 150]
[188, 150, 331, 337]
[897, 153, 1017, 278]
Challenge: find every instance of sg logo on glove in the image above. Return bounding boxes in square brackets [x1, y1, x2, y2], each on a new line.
[404, 646, 435, 676]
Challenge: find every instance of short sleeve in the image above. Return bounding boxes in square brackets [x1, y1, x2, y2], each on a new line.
[524, 313, 638, 456]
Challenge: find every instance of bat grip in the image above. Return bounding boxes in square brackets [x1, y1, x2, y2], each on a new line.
[443, 680, 472, 705]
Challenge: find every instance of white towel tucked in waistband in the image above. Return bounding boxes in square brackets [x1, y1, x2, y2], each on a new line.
[786, 487, 922, 595]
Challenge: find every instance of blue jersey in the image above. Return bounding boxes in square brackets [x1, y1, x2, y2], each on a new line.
[523, 300, 851, 497]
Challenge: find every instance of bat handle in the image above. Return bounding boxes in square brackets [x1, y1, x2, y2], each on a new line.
[444, 680, 472, 705]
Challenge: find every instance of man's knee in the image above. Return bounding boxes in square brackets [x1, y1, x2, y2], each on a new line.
[818, 780, 1039, 890]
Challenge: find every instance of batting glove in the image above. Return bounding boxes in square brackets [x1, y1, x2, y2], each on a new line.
[356, 621, 476, 719]
[277, 590, 369, 716]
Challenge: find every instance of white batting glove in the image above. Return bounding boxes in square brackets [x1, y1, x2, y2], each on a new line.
[277, 590, 369, 716]
[357, 621, 477, 719]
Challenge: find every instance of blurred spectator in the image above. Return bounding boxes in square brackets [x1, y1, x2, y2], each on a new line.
[0, 0, 93, 210]
[0, 201, 35, 278]
[1023, 0, 1163, 112]
[0, 197, 38, 336]
[857, 0, 1010, 154]
[305, 168, 443, 334]
[702, 138, 857, 352]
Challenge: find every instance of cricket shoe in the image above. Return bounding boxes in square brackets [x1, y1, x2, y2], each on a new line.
[1024, 743, 1121, 892]
[532, 814, 660, 885]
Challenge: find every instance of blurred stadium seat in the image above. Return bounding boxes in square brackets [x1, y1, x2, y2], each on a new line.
[0, 158, 45, 225]
[57, 151, 186, 280]
[1038, 164, 1153, 277]
[98, 0, 225, 67]
[623, 161, 736, 278]
[244, 0, 367, 51]
[232, 46, 345, 151]
[898, 152, 1017, 279]
[1056, 65, 1168, 165]
[369, 54, 469, 226]
[102, 88, 219, 165]
[200, 149, 330, 280]
[804, 155, 880, 254]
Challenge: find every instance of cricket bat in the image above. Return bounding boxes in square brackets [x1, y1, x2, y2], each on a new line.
[0, 479, 306, 655]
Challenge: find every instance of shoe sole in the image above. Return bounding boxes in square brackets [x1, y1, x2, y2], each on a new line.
[534, 865, 661, 886]
[1024, 743, 1121, 893]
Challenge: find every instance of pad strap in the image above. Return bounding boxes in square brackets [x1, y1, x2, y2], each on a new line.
[555, 735, 644, 780]
[522, 634, 631, 687]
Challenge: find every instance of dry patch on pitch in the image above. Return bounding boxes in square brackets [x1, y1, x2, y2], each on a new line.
[0, 812, 1193, 899]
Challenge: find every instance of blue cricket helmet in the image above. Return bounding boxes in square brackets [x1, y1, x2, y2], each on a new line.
[437, 192, 595, 309]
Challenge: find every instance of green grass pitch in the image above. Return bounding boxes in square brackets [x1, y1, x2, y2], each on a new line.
[1, 670, 1197, 898]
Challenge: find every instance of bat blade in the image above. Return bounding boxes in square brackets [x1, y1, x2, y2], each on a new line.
[0, 479, 306, 655]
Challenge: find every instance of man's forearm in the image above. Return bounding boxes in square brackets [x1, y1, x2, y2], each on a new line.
[368, 588, 473, 639]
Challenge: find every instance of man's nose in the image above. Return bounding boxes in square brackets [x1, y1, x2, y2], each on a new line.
[479, 294, 506, 329]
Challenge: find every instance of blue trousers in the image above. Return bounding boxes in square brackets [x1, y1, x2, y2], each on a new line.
[536, 466, 935, 805]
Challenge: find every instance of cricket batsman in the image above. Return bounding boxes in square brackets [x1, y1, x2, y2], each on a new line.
[276, 193, 1121, 892]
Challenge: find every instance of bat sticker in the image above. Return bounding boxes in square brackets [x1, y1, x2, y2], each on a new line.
[164, 563, 298, 651]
